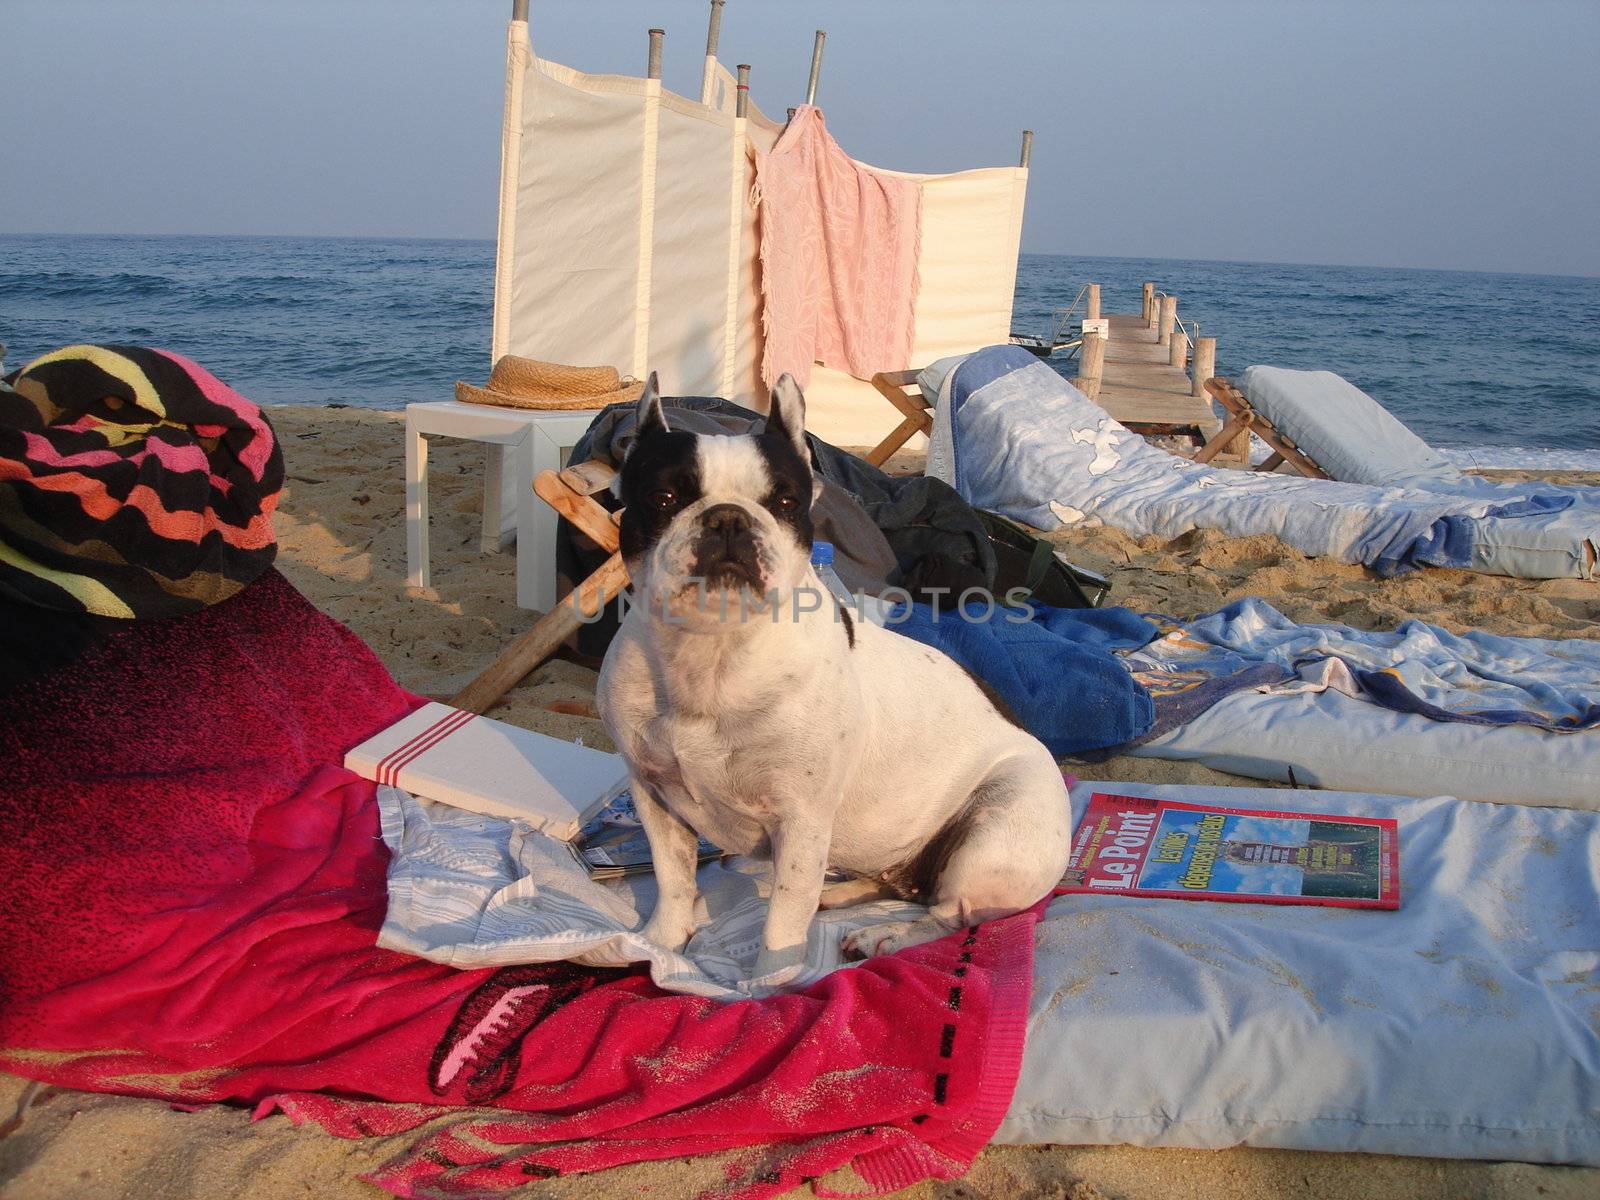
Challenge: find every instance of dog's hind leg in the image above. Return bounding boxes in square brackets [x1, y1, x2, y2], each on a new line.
[841, 749, 1070, 960]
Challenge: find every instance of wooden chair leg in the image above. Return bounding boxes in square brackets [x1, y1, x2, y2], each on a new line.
[864, 415, 926, 467]
[1254, 451, 1286, 473]
[1194, 412, 1253, 465]
[450, 553, 630, 714]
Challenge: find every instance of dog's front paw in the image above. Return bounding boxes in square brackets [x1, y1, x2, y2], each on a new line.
[641, 913, 697, 953]
[841, 920, 916, 961]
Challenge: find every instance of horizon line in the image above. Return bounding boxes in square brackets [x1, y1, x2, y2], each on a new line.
[2, 230, 1596, 284]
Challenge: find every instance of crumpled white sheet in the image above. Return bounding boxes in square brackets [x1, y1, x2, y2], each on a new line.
[375, 786, 923, 999]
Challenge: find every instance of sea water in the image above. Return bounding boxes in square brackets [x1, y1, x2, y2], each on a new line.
[2, 234, 1596, 466]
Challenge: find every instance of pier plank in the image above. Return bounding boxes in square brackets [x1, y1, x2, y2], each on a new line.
[1081, 306, 1237, 459]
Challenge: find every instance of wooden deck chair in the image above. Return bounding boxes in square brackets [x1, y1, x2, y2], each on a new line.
[864, 370, 932, 466]
[451, 460, 626, 714]
[868, 366, 1234, 463]
[1194, 377, 1331, 478]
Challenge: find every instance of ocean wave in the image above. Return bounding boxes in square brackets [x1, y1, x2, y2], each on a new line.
[0, 271, 185, 300]
[1443, 447, 1600, 472]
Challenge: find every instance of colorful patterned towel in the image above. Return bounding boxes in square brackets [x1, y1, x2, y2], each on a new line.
[757, 106, 922, 388]
[0, 344, 282, 617]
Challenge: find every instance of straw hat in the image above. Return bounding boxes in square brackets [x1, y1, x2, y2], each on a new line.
[455, 356, 645, 411]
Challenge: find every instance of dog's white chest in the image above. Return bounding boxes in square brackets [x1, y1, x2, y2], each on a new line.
[629, 711, 789, 856]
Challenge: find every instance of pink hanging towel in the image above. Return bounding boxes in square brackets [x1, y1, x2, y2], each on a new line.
[758, 105, 921, 389]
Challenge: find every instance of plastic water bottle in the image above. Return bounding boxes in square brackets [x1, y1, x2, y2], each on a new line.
[810, 541, 893, 626]
[810, 541, 855, 607]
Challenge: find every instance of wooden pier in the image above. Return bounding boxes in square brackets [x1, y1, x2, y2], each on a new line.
[1073, 283, 1243, 461]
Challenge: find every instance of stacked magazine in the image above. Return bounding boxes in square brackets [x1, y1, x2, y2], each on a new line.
[573, 789, 722, 880]
[1056, 791, 1400, 909]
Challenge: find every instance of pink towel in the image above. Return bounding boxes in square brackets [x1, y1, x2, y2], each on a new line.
[0, 568, 1041, 1200]
[758, 106, 921, 389]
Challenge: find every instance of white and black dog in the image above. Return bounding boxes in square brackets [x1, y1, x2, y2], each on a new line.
[597, 374, 1072, 982]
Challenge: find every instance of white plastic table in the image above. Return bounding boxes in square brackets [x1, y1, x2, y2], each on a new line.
[404, 400, 600, 611]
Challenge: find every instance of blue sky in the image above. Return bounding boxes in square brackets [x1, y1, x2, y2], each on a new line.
[7, 0, 1598, 276]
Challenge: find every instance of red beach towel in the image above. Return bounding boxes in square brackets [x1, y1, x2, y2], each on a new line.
[0, 568, 1039, 1199]
[757, 105, 922, 389]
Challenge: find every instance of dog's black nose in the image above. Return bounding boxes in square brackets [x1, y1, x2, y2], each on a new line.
[700, 504, 753, 536]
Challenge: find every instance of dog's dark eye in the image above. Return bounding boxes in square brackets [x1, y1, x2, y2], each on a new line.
[649, 489, 676, 511]
[773, 494, 798, 513]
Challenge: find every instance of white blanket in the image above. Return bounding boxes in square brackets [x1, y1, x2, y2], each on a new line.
[1001, 782, 1600, 1165]
[375, 786, 924, 999]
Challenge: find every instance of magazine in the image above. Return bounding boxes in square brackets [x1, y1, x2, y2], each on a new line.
[1057, 792, 1400, 909]
[573, 789, 722, 880]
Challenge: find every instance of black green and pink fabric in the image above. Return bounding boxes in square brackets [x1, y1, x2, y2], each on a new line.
[0, 344, 283, 618]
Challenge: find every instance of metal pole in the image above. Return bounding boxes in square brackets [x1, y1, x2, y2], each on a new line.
[512, 0, 527, 22]
[647, 28, 664, 80]
[736, 63, 750, 118]
[1019, 129, 1033, 168]
[699, 0, 725, 105]
[805, 30, 826, 105]
[704, 0, 725, 57]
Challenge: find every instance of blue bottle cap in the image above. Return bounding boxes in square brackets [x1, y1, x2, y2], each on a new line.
[810, 540, 834, 566]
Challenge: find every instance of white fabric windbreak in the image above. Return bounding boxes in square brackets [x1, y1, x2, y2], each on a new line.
[909, 167, 1030, 366]
[495, 28, 748, 398]
[650, 92, 738, 396]
[491, 19, 1029, 447]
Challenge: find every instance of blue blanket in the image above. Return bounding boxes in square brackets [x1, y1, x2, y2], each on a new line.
[890, 592, 1600, 764]
[887, 602, 1156, 757]
[1181, 597, 1600, 733]
[927, 346, 1593, 579]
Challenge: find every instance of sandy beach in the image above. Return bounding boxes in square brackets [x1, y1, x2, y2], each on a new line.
[4, 403, 1597, 1200]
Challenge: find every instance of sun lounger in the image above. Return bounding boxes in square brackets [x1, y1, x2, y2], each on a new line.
[1201, 366, 1600, 506]
[869, 364, 1222, 467]
[1195, 375, 1331, 476]
[929, 346, 1596, 580]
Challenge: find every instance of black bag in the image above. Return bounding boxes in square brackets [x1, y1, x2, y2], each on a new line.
[976, 509, 1110, 609]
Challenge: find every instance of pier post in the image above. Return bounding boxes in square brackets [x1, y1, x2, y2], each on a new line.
[647, 28, 664, 79]
[1192, 336, 1216, 398]
[1086, 283, 1101, 322]
[1077, 331, 1106, 399]
[1158, 295, 1177, 349]
[1141, 282, 1155, 324]
[1168, 322, 1187, 367]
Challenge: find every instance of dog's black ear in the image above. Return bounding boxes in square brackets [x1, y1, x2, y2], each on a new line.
[765, 374, 808, 458]
[633, 372, 667, 442]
